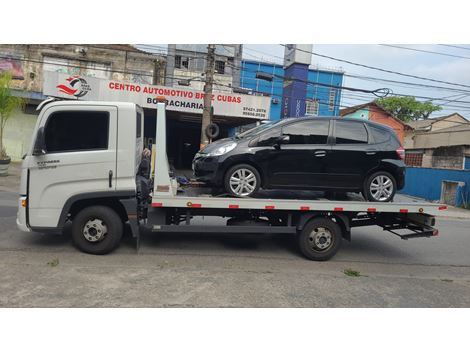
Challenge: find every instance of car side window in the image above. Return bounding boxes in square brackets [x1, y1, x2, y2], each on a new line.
[256, 127, 281, 146]
[282, 120, 330, 145]
[335, 120, 368, 144]
[44, 111, 109, 153]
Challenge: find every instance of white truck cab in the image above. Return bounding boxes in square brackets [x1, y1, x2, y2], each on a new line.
[17, 100, 144, 244]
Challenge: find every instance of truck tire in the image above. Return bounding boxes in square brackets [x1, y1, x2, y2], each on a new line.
[71, 206, 123, 255]
[297, 217, 342, 261]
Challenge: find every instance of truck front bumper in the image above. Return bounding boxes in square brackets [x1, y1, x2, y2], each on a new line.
[16, 196, 30, 232]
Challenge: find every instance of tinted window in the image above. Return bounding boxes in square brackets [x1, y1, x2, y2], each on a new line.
[335, 121, 368, 144]
[369, 125, 390, 144]
[282, 120, 330, 145]
[136, 111, 142, 138]
[257, 127, 281, 146]
[45, 111, 109, 153]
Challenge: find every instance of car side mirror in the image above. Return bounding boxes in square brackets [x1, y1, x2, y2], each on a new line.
[32, 127, 46, 156]
[273, 135, 289, 149]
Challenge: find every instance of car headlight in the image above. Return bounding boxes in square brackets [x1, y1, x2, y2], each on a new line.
[205, 142, 237, 157]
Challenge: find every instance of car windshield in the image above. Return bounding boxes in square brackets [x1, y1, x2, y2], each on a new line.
[235, 119, 287, 139]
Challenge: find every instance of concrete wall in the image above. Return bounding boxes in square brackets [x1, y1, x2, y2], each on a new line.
[413, 128, 470, 149]
[343, 108, 369, 120]
[400, 167, 470, 206]
[431, 114, 468, 131]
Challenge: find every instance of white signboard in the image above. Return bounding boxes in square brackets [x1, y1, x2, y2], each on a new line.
[43, 71, 270, 120]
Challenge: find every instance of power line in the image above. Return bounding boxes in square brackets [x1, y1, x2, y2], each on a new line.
[280, 44, 470, 90]
[241, 45, 470, 95]
[379, 44, 470, 60]
[438, 44, 470, 52]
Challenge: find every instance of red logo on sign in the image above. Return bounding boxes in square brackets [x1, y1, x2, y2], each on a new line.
[57, 76, 91, 98]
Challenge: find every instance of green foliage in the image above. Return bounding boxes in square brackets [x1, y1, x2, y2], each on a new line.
[375, 96, 442, 122]
[343, 269, 361, 277]
[47, 258, 59, 267]
[0, 71, 26, 159]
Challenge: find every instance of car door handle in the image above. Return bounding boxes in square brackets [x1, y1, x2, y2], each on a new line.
[366, 151, 376, 155]
[314, 151, 327, 157]
[108, 170, 113, 188]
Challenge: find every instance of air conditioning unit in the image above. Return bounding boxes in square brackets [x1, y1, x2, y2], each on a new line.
[272, 98, 279, 104]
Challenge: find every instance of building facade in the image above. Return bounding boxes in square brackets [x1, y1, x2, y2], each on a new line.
[0, 44, 165, 160]
[1, 44, 271, 170]
[240, 60, 344, 120]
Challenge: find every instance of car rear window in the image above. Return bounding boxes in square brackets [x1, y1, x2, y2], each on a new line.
[369, 125, 390, 144]
[335, 120, 368, 144]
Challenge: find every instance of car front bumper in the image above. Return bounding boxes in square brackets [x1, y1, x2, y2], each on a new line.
[192, 154, 223, 185]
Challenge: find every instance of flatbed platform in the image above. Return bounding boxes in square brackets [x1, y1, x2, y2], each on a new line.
[152, 186, 446, 216]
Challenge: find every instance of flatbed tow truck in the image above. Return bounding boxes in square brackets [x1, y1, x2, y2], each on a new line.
[17, 99, 446, 261]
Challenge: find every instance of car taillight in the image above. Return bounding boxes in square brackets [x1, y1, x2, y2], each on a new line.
[396, 146, 405, 160]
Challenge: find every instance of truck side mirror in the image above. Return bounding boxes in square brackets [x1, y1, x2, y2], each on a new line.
[32, 127, 46, 156]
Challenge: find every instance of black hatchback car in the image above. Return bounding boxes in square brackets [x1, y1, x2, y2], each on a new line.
[193, 117, 405, 202]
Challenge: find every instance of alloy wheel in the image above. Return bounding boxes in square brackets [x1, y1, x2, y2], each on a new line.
[370, 175, 394, 201]
[229, 168, 257, 197]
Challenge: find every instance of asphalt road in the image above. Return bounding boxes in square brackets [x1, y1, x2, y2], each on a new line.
[1, 190, 469, 307]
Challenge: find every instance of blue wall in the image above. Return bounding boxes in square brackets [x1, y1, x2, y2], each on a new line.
[401, 167, 470, 206]
[240, 60, 344, 121]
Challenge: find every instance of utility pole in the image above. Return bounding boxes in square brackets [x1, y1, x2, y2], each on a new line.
[200, 44, 215, 149]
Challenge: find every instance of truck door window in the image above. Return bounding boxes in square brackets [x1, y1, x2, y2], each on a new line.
[44, 111, 109, 153]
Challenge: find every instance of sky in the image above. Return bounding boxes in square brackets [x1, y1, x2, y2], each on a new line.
[136, 44, 470, 119]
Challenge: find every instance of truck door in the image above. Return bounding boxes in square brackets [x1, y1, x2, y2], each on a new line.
[27, 105, 118, 229]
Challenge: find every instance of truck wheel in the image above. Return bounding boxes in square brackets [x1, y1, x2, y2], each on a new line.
[71, 206, 123, 255]
[363, 171, 396, 202]
[298, 217, 342, 261]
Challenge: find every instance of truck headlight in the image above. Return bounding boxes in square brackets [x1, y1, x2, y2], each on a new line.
[206, 142, 237, 157]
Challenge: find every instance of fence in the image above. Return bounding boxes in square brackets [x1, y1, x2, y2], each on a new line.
[400, 167, 470, 207]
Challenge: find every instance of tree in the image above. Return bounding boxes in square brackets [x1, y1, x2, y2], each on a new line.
[0, 71, 26, 160]
[375, 96, 442, 122]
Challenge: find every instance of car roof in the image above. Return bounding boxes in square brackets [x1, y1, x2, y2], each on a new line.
[281, 116, 394, 132]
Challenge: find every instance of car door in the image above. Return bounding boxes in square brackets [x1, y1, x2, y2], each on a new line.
[326, 120, 377, 189]
[27, 105, 118, 228]
[267, 119, 331, 188]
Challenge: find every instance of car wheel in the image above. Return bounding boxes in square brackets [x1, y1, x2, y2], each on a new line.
[224, 164, 261, 197]
[71, 206, 123, 255]
[364, 171, 396, 202]
[297, 217, 342, 261]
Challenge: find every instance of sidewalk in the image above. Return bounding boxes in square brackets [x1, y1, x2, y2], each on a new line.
[0, 161, 21, 193]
